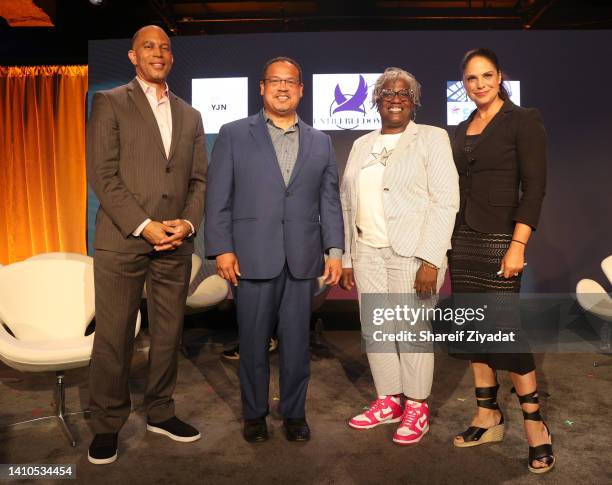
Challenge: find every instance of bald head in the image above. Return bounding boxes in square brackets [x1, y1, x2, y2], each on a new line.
[128, 25, 174, 85]
[131, 25, 169, 49]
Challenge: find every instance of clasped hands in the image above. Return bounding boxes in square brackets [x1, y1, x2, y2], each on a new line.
[215, 252, 342, 287]
[142, 219, 191, 251]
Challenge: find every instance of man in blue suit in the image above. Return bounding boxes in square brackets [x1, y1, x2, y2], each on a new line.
[205, 57, 344, 442]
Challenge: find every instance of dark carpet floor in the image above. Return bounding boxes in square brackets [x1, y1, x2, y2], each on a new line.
[1, 302, 611, 484]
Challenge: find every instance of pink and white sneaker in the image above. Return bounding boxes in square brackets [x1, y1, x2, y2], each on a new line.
[393, 400, 430, 445]
[348, 395, 403, 429]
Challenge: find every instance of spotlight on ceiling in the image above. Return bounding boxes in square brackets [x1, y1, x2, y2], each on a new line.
[89, 0, 104, 6]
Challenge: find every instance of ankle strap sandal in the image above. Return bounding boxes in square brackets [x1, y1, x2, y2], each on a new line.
[515, 389, 555, 474]
[454, 384, 505, 448]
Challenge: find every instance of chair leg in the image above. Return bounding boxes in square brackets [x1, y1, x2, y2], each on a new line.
[55, 372, 76, 447]
[600, 323, 611, 351]
[2, 371, 84, 447]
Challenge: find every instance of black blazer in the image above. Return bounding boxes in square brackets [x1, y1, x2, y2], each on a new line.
[452, 99, 547, 233]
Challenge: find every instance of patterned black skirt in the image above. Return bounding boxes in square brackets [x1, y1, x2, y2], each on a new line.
[447, 225, 535, 375]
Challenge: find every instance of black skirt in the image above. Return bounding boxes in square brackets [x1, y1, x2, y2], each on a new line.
[448, 225, 535, 375]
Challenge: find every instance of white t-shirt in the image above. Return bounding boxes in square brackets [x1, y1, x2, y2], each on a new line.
[356, 131, 403, 248]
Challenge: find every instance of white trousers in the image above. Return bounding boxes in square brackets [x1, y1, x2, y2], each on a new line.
[352, 242, 446, 400]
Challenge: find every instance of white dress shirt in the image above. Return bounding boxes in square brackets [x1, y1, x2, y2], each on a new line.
[131, 77, 194, 238]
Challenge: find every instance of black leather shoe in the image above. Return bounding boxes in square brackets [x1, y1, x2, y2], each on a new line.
[243, 418, 268, 443]
[283, 418, 310, 442]
[147, 416, 201, 442]
[88, 433, 118, 465]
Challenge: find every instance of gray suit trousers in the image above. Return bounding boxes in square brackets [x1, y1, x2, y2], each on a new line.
[89, 249, 191, 434]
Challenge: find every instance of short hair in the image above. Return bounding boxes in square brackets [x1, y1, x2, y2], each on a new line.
[461, 48, 509, 101]
[261, 57, 303, 83]
[372, 67, 422, 109]
[131, 25, 169, 49]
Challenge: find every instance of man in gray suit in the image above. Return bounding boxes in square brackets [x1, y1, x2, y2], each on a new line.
[205, 57, 344, 443]
[87, 25, 207, 464]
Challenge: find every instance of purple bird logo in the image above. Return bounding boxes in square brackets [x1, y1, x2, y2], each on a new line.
[331, 75, 368, 115]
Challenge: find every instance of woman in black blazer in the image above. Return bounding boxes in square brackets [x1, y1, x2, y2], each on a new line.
[449, 48, 554, 474]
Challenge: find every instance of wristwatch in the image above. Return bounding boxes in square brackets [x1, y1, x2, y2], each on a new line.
[420, 259, 439, 270]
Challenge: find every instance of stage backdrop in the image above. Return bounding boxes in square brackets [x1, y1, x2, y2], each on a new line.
[88, 31, 612, 293]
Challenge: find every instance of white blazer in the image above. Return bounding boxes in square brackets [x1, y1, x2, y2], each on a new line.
[340, 121, 459, 269]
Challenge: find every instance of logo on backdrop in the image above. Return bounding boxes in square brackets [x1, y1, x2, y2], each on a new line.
[332, 75, 368, 115]
[191, 77, 249, 134]
[312, 73, 382, 131]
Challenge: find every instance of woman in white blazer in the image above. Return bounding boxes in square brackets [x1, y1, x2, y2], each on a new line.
[340, 67, 459, 445]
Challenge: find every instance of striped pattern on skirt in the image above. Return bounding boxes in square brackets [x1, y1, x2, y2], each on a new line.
[448, 225, 535, 375]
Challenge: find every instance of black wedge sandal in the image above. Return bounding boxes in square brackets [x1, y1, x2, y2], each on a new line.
[515, 389, 555, 474]
[454, 384, 505, 448]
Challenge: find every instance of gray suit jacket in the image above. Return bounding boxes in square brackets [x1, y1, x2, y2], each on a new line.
[87, 78, 207, 255]
[341, 122, 459, 269]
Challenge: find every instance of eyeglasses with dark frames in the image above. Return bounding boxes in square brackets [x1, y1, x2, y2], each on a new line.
[380, 89, 413, 101]
[262, 78, 301, 87]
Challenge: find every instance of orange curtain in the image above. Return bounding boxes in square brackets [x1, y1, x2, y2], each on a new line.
[0, 65, 88, 264]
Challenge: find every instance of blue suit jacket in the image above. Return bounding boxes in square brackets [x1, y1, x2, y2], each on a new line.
[204, 112, 344, 279]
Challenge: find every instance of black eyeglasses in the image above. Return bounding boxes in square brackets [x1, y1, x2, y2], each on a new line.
[380, 89, 412, 101]
[262, 78, 301, 87]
